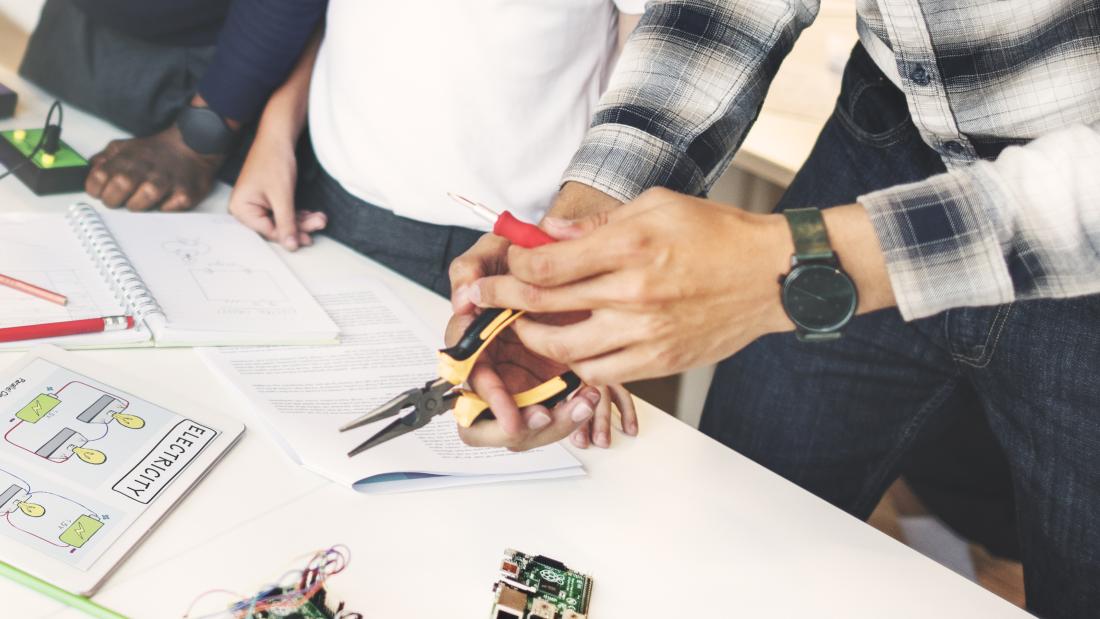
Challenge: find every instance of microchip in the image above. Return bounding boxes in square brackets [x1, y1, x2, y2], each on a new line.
[538, 578, 561, 595]
[491, 549, 592, 618]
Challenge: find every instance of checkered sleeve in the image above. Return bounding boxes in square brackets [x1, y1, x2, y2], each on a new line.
[562, 0, 821, 202]
[859, 121, 1100, 321]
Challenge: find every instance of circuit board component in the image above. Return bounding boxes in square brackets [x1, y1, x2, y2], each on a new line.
[491, 549, 592, 619]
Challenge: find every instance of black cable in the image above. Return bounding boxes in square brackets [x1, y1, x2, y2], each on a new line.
[0, 100, 64, 182]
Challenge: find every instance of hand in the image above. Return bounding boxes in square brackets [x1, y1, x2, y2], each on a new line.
[228, 132, 326, 250]
[470, 189, 896, 385]
[447, 310, 638, 451]
[449, 181, 622, 314]
[85, 125, 223, 212]
[447, 182, 635, 450]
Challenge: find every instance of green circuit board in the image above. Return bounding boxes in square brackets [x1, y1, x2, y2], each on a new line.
[491, 549, 592, 619]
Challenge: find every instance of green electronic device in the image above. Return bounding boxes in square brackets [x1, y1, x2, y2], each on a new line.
[492, 549, 592, 619]
[0, 127, 90, 195]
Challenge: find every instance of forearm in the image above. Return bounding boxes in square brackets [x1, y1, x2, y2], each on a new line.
[546, 182, 623, 221]
[196, 0, 326, 123]
[255, 30, 322, 150]
[564, 0, 821, 201]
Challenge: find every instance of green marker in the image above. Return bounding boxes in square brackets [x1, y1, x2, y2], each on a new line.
[0, 561, 128, 619]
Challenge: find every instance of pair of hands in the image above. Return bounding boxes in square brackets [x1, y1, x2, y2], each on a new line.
[452, 190, 896, 453]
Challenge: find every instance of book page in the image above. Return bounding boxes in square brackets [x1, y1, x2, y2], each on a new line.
[98, 210, 337, 344]
[199, 278, 581, 489]
[0, 356, 221, 571]
[0, 214, 148, 349]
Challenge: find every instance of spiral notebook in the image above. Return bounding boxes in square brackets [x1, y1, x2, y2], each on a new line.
[0, 204, 339, 349]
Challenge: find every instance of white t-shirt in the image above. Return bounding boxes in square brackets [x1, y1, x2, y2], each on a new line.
[308, 0, 645, 230]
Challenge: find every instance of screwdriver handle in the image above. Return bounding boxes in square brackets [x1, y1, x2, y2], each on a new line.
[493, 211, 556, 248]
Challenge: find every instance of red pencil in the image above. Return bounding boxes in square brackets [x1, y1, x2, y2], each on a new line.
[0, 315, 134, 343]
[0, 272, 68, 306]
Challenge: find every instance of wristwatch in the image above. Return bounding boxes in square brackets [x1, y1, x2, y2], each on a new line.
[779, 208, 858, 342]
[175, 104, 236, 155]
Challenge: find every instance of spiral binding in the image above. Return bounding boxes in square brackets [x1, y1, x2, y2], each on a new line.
[67, 203, 164, 326]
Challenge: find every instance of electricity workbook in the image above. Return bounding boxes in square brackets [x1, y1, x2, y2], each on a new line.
[0, 346, 243, 594]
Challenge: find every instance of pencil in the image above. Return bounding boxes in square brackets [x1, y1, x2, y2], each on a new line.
[0, 315, 134, 343]
[0, 560, 128, 619]
[0, 272, 68, 306]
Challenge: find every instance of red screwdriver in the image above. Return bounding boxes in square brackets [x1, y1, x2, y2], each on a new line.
[448, 193, 557, 248]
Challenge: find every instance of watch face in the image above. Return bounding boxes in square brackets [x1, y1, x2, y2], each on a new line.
[781, 263, 858, 333]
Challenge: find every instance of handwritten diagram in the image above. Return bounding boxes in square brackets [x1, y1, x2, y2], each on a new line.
[190, 263, 287, 305]
[5, 382, 145, 466]
[161, 238, 211, 264]
[0, 467, 104, 552]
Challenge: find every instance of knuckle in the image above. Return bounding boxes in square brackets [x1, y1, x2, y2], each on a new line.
[621, 274, 650, 305]
[655, 345, 686, 371]
[575, 365, 603, 387]
[527, 252, 555, 282]
[544, 339, 573, 364]
[449, 257, 474, 281]
[520, 283, 543, 306]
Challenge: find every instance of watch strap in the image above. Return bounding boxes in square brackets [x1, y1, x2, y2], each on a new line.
[795, 330, 842, 343]
[176, 105, 236, 155]
[783, 208, 834, 262]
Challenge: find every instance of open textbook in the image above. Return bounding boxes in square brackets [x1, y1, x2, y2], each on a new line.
[200, 278, 583, 493]
[0, 346, 243, 595]
[0, 204, 338, 349]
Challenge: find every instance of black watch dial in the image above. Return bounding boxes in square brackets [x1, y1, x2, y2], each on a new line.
[781, 263, 858, 333]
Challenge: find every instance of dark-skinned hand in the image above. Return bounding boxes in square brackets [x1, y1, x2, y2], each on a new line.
[85, 125, 223, 212]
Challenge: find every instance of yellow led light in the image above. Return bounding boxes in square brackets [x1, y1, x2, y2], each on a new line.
[40, 152, 55, 168]
[12, 129, 26, 142]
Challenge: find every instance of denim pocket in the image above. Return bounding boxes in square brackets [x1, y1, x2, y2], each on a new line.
[834, 47, 915, 147]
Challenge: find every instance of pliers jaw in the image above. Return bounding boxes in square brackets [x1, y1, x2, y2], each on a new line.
[339, 378, 454, 432]
[341, 378, 460, 457]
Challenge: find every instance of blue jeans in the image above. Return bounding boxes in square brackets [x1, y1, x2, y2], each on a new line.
[700, 45, 1100, 618]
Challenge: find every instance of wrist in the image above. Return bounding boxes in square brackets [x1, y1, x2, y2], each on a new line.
[754, 212, 798, 333]
[545, 181, 623, 221]
[189, 93, 240, 131]
[821, 204, 896, 314]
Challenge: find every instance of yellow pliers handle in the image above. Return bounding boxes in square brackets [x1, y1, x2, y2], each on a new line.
[438, 308, 581, 427]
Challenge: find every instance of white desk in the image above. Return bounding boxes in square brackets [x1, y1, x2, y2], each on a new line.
[0, 65, 1030, 618]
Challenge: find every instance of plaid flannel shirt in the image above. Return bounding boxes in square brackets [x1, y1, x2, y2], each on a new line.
[563, 0, 1100, 320]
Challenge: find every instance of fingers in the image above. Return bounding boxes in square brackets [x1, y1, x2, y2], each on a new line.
[570, 421, 591, 449]
[511, 313, 637, 366]
[230, 200, 277, 239]
[591, 386, 612, 447]
[504, 188, 675, 287]
[473, 270, 631, 314]
[125, 177, 170, 213]
[99, 171, 141, 208]
[608, 384, 638, 436]
[268, 184, 300, 251]
[460, 386, 600, 451]
[444, 312, 475, 347]
[297, 210, 328, 233]
[468, 363, 523, 438]
[161, 189, 195, 213]
[449, 233, 510, 314]
[571, 344, 664, 386]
